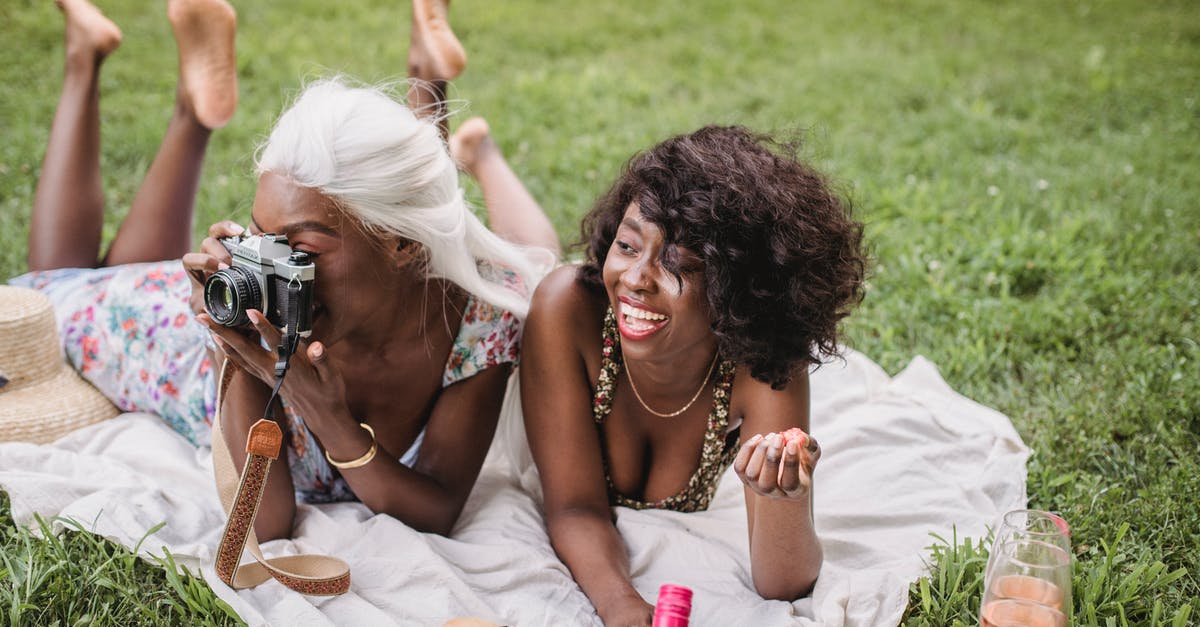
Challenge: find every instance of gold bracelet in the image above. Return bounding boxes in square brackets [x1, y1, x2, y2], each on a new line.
[324, 423, 378, 470]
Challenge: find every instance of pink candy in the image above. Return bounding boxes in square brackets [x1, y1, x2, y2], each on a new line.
[780, 427, 809, 449]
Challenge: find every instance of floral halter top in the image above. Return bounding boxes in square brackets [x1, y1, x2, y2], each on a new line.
[592, 307, 740, 512]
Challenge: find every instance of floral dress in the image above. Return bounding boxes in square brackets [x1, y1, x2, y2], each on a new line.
[10, 260, 523, 504]
[592, 307, 740, 512]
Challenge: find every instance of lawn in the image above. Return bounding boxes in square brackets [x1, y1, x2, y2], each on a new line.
[1, 0, 1197, 624]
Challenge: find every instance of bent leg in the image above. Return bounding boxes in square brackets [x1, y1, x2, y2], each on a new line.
[407, 0, 466, 139]
[28, 0, 122, 272]
[104, 0, 237, 266]
[451, 118, 561, 256]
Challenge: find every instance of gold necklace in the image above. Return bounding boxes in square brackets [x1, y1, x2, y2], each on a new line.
[625, 352, 719, 418]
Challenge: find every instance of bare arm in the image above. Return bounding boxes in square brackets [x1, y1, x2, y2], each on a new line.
[315, 362, 509, 535]
[731, 370, 823, 599]
[521, 268, 653, 626]
[204, 309, 509, 536]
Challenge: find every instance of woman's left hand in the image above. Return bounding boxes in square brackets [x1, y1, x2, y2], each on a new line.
[198, 310, 348, 427]
[732, 430, 821, 500]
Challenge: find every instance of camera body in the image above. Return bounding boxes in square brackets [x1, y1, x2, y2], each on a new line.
[203, 234, 315, 337]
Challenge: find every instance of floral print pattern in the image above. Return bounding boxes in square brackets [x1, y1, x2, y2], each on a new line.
[11, 262, 216, 447]
[592, 307, 739, 512]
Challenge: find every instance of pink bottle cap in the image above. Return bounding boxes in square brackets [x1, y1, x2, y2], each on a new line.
[653, 584, 693, 627]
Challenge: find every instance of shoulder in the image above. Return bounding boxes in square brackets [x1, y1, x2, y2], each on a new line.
[523, 265, 607, 364]
[528, 265, 604, 326]
[732, 365, 811, 433]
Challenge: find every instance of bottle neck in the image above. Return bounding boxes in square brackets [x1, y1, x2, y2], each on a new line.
[653, 584, 693, 627]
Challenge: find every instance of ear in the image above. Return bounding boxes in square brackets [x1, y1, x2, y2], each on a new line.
[388, 238, 424, 270]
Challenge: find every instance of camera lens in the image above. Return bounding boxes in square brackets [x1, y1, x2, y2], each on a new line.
[204, 266, 261, 327]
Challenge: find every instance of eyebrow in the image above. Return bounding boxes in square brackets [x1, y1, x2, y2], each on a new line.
[618, 216, 644, 233]
[251, 216, 340, 238]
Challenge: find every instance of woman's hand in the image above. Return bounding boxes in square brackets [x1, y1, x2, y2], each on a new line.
[598, 595, 654, 627]
[198, 309, 348, 428]
[733, 430, 821, 500]
[182, 221, 244, 317]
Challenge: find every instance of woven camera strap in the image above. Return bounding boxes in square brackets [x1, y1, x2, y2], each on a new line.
[211, 359, 351, 595]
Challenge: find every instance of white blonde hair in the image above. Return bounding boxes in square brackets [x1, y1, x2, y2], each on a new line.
[256, 77, 547, 317]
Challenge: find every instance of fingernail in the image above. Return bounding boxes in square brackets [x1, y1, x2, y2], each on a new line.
[786, 441, 800, 456]
[217, 262, 229, 270]
[312, 344, 323, 358]
[212, 335, 225, 347]
[231, 223, 245, 234]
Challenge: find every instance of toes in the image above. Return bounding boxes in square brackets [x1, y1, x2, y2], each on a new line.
[448, 117, 493, 171]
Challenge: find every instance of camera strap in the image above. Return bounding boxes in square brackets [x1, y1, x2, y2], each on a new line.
[274, 280, 303, 379]
[260, 279, 304, 424]
[211, 359, 351, 595]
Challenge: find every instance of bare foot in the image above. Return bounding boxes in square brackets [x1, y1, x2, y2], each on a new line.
[168, 0, 237, 129]
[57, 0, 122, 67]
[449, 117, 495, 175]
[408, 0, 466, 82]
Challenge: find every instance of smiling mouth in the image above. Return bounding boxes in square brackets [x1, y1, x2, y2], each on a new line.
[618, 301, 669, 338]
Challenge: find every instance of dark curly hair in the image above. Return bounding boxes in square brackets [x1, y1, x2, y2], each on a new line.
[578, 125, 867, 389]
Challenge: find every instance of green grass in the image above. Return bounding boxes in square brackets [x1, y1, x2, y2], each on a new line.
[0, 494, 241, 625]
[1, 0, 1197, 623]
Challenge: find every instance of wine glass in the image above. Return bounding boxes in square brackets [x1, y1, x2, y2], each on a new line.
[983, 510, 1071, 583]
[981, 537, 1072, 627]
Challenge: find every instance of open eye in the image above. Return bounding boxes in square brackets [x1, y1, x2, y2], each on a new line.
[615, 240, 637, 255]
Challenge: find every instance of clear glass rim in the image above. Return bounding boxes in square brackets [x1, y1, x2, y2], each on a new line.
[1001, 509, 1071, 537]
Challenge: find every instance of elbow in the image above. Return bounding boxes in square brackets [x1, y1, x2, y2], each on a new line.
[366, 492, 464, 537]
[754, 575, 818, 602]
[397, 503, 462, 536]
[415, 517, 456, 537]
[752, 550, 822, 601]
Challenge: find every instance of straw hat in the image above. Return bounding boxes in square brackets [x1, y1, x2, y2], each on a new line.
[0, 285, 120, 443]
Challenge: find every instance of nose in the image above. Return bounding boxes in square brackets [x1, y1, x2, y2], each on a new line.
[619, 257, 656, 293]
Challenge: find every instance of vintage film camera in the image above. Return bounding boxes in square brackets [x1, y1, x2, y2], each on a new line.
[203, 234, 315, 337]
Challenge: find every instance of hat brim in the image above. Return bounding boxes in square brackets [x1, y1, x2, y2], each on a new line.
[0, 367, 121, 444]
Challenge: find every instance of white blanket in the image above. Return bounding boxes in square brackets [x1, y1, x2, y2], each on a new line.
[0, 349, 1027, 626]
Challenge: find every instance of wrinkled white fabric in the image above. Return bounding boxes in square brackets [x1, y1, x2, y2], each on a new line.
[0, 349, 1027, 626]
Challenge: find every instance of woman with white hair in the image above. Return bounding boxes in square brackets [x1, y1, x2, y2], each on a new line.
[13, 0, 556, 539]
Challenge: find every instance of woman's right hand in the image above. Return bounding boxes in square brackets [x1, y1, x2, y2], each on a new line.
[181, 220, 244, 316]
[598, 596, 654, 627]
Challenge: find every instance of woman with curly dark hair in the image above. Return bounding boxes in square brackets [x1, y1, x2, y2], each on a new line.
[519, 125, 867, 625]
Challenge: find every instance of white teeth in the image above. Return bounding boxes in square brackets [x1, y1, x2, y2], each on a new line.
[619, 303, 667, 321]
